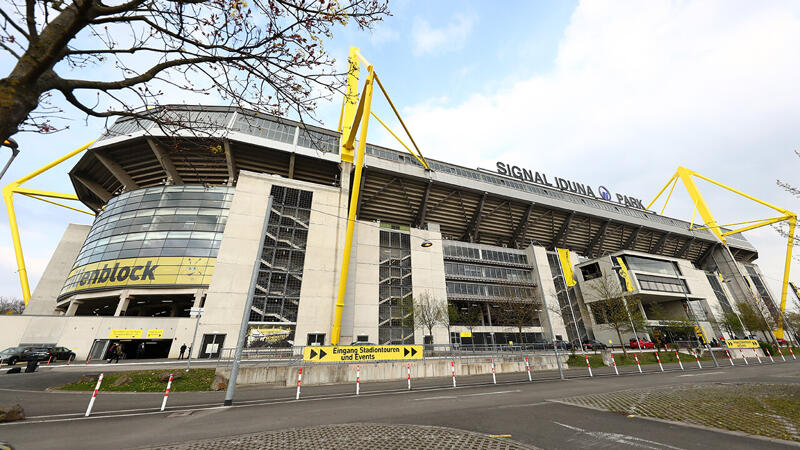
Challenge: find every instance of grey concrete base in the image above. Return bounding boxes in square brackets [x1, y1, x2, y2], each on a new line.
[216, 354, 568, 387]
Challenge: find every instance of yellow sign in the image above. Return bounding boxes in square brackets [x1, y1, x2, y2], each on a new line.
[109, 329, 143, 339]
[460, 331, 472, 338]
[694, 326, 707, 345]
[725, 339, 760, 349]
[303, 345, 423, 362]
[615, 257, 635, 292]
[557, 248, 576, 287]
[60, 256, 216, 297]
[146, 329, 164, 339]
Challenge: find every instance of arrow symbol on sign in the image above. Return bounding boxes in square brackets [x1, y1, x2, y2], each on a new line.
[411, 347, 417, 357]
[310, 349, 318, 359]
[404, 348, 409, 357]
[319, 349, 327, 359]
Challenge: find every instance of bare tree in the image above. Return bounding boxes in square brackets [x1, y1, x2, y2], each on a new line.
[0, 296, 24, 314]
[584, 273, 646, 357]
[736, 300, 779, 345]
[497, 297, 543, 345]
[0, 0, 389, 144]
[413, 292, 445, 345]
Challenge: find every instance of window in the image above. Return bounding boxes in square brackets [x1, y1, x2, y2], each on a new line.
[580, 263, 602, 281]
[307, 333, 325, 346]
[622, 255, 680, 276]
[636, 274, 689, 294]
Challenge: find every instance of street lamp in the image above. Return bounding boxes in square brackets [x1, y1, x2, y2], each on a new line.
[0, 139, 20, 182]
[420, 239, 433, 248]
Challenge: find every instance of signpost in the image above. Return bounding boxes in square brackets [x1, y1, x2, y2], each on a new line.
[303, 345, 423, 362]
[185, 306, 203, 372]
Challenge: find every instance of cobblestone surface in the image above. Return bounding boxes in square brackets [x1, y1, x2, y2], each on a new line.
[559, 382, 800, 442]
[141, 423, 537, 449]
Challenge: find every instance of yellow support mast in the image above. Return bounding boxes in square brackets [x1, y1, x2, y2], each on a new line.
[649, 166, 796, 338]
[330, 46, 430, 345]
[3, 140, 96, 305]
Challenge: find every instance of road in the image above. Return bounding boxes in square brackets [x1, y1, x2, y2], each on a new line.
[1, 359, 799, 449]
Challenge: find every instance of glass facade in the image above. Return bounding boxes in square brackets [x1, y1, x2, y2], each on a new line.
[635, 274, 690, 294]
[706, 273, 734, 314]
[60, 186, 232, 298]
[745, 265, 780, 321]
[622, 255, 680, 276]
[547, 251, 588, 344]
[379, 230, 414, 345]
[247, 185, 312, 347]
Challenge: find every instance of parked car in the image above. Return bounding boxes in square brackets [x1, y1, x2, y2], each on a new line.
[582, 339, 608, 350]
[0, 346, 50, 365]
[628, 338, 655, 349]
[46, 346, 76, 361]
[551, 340, 573, 351]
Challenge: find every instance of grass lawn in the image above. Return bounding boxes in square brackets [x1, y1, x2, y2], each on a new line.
[568, 351, 710, 367]
[55, 369, 216, 392]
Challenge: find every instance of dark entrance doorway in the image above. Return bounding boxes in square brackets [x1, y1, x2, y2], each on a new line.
[199, 334, 225, 358]
[103, 339, 173, 359]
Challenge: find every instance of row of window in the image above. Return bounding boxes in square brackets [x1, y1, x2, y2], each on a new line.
[444, 262, 533, 283]
[446, 281, 535, 300]
[635, 273, 689, 294]
[442, 242, 529, 266]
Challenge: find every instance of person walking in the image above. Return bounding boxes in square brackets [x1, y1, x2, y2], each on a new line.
[179, 343, 187, 360]
[107, 343, 123, 364]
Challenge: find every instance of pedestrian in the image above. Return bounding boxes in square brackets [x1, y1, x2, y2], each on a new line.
[108, 343, 123, 364]
[137, 342, 146, 358]
[106, 343, 117, 363]
[179, 343, 187, 360]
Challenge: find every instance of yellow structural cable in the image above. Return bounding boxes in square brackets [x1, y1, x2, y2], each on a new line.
[4, 140, 96, 304]
[648, 166, 796, 338]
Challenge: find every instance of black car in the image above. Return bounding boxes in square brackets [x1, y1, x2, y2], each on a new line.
[582, 339, 608, 350]
[46, 346, 76, 361]
[0, 346, 50, 365]
[551, 340, 573, 351]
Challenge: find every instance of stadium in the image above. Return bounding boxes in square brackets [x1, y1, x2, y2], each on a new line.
[0, 100, 787, 361]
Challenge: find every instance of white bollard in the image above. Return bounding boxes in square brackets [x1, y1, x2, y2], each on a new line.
[753, 348, 762, 364]
[160, 373, 174, 411]
[451, 360, 457, 388]
[655, 352, 664, 372]
[674, 350, 684, 371]
[610, 353, 619, 375]
[788, 346, 796, 360]
[634, 353, 643, 374]
[84, 373, 104, 417]
[766, 347, 775, 363]
[584, 354, 593, 377]
[776, 346, 786, 362]
[491, 358, 496, 384]
[692, 349, 702, 368]
[724, 349, 735, 367]
[356, 364, 360, 396]
[407, 363, 411, 390]
[524, 356, 532, 382]
[739, 349, 749, 365]
[295, 368, 303, 400]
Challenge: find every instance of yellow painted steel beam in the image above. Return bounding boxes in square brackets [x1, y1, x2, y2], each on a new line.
[13, 187, 80, 201]
[692, 217, 785, 232]
[331, 66, 375, 345]
[646, 173, 678, 211]
[721, 216, 787, 236]
[659, 176, 679, 216]
[370, 111, 429, 168]
[19, 192, 95, 216]
[674, 167, 725, 243]
[340, 46, 361, 162]
[372, 73, 430, 170]
[777, 214, 796, 337]
[3, 139, 95, 304]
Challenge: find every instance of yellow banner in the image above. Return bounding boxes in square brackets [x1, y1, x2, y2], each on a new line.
[460, 331, 472, 338]
[556, 248, 576, 287]
[694, 326, 708, 344]
[725, 339, 760, 348]
[615, 257, 635, 292]
[109, 329, 143, 339]
[60, 256, 216, 296]
[303, 345, 423, 362]
[146, 329, 164, 339]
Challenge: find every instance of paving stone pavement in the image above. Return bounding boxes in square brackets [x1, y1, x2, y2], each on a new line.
[140, 423, 538, 449]
[558, 382, 800, 443]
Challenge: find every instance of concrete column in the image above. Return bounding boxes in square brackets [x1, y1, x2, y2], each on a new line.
[529, 245, 569, 341]
[65, 300, 81, 316]
[114, 291, 131, 316]
[193, 289, 205, 308]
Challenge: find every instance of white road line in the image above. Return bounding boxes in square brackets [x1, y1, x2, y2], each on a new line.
[676, 371, 723, 378]
[494, 401, 549, 409]
[412, 395, 457, 401]
[463, 390, 520, 397]
[413, 389, 520, 401]
[554, 421, 685, 450]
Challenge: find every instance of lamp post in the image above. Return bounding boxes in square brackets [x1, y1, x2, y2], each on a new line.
[185, 307, 203, 371]
[0, 139, 20, 182]
[669, 262, 719, 368]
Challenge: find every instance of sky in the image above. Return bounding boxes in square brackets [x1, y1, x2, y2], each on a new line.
[1, 0, 799, 310]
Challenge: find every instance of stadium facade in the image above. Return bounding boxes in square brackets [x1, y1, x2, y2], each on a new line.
[1, 105, 781, 360]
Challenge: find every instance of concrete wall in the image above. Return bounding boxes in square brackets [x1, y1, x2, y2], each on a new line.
[24, 223, 91, 315]
[530, 245, 569, 341]
[341, 221, 379, 345]
[411, 223, 448, 345]
[217, 353, 568, 387]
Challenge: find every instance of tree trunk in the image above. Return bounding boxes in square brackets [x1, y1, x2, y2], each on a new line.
[615, 327, 627, 357]
[0, 77, 42, 145]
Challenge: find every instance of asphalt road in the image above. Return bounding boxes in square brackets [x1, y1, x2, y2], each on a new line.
[1, 359, 799, 449]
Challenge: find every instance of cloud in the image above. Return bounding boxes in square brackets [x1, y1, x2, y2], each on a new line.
[402, 0, 800, 297]
[412, 14, 475, 56]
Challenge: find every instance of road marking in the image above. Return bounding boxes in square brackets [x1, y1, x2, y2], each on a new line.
[463, 390, 519, 397]
[677, 371, 723, 377]
[495, 401, 549, 409]
[554, 421, 685, 449]
[412, 395, 457, 401]
[413, 389, 520, 401]
[489, 434, 512, 437]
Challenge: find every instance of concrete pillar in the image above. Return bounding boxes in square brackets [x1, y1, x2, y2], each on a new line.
[114, 292, 131, 317]
[529, 245, 569, 341]
[193, 289, 205, 308]
[65, 300, 81, 316]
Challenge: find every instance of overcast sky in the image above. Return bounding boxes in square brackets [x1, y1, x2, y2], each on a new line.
[1, 1, 799, 310]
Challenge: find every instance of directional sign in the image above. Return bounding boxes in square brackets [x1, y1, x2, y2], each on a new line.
[303, 345, 423, 362]
[725, 339, 760, 349]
